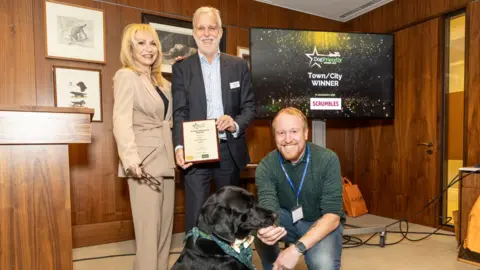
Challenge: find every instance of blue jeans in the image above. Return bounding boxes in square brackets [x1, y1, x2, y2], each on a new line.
[255, 208, 343, 270]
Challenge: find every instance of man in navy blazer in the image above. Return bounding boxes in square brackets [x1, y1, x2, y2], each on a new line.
[172, 6, 256, 232]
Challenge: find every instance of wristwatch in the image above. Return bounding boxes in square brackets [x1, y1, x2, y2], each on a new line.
[294, 241, 307, 254]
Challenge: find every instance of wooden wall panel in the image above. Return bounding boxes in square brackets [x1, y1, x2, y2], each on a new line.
[238, 28, 249, 48]
[345, 0, 468, 33]
[226, 26, 239, 55]
[173, 169, 186, 233]
[325, 121, 356, 179]
[220, 0, 238, 26]
[238, 0, 267, 28]
[459, 0, 480, 246]
[0, 0, 36, 105]
[466, 1, 480, 167]
[246, 120, 275, 164]
[117, 0, 164, 12]
[162, 0, 181, 15]
[350, 120, 395, 218]
[33, 0, 52, 106]
[266, 5, 292, 29]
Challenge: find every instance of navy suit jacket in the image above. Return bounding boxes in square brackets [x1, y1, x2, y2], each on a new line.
[172, 53, 256, 169]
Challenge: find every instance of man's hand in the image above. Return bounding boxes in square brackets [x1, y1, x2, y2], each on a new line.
[257, 226, 287, 246]
[216, 115, 236, 133]
[175, 148, 193, 169]
[127, 163, 143, 178]
[174, 56, 186, 63]
[273, 245, 301, 270]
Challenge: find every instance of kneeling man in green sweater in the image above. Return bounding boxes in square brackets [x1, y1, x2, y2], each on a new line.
[254, 107, 345, 270]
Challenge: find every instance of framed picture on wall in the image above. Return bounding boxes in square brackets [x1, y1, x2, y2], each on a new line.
[53, 66, 103, 122]
[45, 1, 106, 64]
[237, 46, 250, 69]
[142, 13, 227, 73]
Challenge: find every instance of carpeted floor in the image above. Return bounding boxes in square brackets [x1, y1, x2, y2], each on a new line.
[73, 214, 478, 270]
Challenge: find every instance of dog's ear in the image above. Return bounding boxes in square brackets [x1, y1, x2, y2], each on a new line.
[198, 203, 236, 243]
[211, 205, 237, 243]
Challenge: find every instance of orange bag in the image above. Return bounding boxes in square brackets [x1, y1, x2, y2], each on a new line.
[464, 195, 480, 253]
[342, 177, 368, 217]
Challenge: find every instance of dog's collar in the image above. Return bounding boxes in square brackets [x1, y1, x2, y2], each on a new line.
[185, 227, 256, 270]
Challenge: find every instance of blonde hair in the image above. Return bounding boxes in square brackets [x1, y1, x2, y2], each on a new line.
[120, 23, 164, 87]
[272, 107, 309, 132]
[192, 6, 222, 29]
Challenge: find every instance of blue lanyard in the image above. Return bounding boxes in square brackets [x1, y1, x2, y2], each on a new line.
[278, 145, 310, 205]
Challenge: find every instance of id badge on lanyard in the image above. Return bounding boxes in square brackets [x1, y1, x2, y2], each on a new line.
[291, 205, 304, 223]
[279, 145, 310, 223]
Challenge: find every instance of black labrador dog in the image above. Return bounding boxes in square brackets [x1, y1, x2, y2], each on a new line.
[171, 186, 277, 270]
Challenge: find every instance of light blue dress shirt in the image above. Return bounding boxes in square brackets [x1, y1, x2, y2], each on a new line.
[175, 51, 239, 152]
[198, 51, 239, 140]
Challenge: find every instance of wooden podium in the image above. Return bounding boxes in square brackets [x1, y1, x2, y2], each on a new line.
[0, 105, 94, 270]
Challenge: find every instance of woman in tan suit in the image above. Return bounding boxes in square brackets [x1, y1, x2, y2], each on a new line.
[113, 24, 175, 270]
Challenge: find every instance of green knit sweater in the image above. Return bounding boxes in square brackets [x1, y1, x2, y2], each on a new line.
[255, 142, 345, 224]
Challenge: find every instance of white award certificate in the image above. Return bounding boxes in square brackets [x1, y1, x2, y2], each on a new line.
[182, 119, 220, 163]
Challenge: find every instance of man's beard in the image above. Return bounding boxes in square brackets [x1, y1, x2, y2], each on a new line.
[194, 35, 221, 54]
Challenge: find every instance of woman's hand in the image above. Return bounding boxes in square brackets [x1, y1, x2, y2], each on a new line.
[127, 163, 143, 178]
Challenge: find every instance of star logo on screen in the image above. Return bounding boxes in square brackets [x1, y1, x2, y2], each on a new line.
[305, 46, 323, 68]
[306, 47, 342, 68]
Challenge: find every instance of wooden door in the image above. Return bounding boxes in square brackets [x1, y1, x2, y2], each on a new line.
[393, 18, 442, 227]
[353, 18, 443, 227]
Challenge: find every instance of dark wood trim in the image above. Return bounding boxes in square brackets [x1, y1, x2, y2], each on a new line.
[73, 220, 135, 248]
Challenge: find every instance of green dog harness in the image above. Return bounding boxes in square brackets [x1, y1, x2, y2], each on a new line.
[185, 227, 256, 270]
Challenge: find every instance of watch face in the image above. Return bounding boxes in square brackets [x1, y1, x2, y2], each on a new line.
[295, 241, 307, 253]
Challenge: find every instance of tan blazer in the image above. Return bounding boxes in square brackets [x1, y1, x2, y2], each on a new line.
[113, 68, 175, 178]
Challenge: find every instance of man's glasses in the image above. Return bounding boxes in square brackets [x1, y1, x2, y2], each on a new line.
[138, 148, 162, 189]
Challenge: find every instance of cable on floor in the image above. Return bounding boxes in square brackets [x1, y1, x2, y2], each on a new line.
[343, 169, 480, 248]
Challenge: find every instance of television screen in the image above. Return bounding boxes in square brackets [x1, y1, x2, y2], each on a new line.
[250, 28, 394, 119]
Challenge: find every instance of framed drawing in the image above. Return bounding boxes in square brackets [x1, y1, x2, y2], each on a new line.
[53, 66, 103, 122]
[237, 46, 250, 69]
[45, 1, 106, 63]
[142, 13, 227, 73]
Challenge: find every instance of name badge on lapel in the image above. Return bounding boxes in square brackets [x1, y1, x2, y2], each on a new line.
[230, 81, 240, 89]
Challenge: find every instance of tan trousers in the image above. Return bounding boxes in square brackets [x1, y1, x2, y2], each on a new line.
[128, 177, 175, 270]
